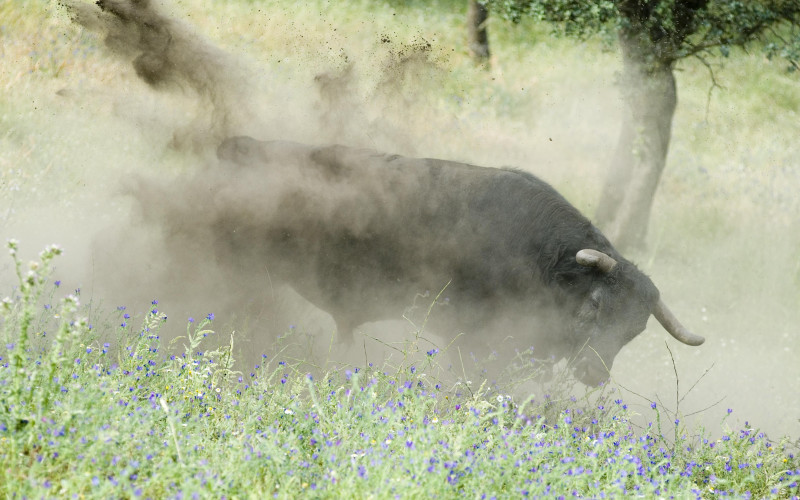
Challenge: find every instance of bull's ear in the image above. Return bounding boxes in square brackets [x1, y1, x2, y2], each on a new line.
[576, 249, 617, 274]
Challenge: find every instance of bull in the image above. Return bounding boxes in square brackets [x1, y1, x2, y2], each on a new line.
[152, 135, 703, 386]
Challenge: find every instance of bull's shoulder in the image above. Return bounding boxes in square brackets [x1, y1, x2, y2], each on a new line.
[499, 167, 559, 192]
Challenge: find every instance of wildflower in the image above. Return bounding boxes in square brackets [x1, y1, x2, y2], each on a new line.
[427, 348, 439, 356]
[650, 402, 657, 409]
[207, 313, 215, 321]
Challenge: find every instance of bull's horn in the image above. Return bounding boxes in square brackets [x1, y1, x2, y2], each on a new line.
[653, 300, 705, 346]
[576, 249, 618, 273]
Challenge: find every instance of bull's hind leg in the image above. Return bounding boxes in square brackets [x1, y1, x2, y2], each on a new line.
[332, 316, 356, 346]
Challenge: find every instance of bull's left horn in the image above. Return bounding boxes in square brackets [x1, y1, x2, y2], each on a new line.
[653, 300, 705, 346]
[576, 249, 618, 273]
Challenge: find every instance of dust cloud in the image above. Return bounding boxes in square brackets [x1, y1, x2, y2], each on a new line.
[54, 0, 517, 371]
[2, 0, 798, 440]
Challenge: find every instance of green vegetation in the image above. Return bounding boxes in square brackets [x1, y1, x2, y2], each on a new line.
[1, 0, 799, 497]
[1, 243, 798, 498]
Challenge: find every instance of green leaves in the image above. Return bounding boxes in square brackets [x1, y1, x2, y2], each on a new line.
[486, 0, 800, 70]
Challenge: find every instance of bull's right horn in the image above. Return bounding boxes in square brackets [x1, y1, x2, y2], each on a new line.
[653, 300, 705, 346]
[576, 249, 618, 274]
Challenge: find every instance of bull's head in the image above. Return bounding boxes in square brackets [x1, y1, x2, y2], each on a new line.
[569, 249, 704, 385]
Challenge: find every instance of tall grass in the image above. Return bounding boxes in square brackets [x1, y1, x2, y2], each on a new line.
[1, 243, 798, 498]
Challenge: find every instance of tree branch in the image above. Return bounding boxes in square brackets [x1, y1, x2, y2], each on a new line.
[692, 53, 723, 121]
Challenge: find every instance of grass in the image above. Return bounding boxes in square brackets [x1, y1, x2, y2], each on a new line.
[1, 243, 798, 498]
[1, 0, 800, 497]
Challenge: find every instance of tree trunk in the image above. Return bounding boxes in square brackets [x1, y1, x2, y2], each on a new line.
[595, 28, 677, 251]
[467, 0, 490, 66]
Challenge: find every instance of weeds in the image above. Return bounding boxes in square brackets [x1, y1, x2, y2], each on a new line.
[1, 243, 798, 498]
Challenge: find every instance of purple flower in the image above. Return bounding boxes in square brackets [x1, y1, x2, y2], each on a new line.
[650, 402, 657, 409]
[206, 313, 215, 321]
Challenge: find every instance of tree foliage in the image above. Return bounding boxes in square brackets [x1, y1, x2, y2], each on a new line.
[487, 0, 800, 71]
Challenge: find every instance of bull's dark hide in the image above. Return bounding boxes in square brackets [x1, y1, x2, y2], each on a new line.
[136, 136, 702, 385]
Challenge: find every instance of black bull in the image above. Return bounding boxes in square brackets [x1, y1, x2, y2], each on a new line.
[143, 136, 704, 385]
